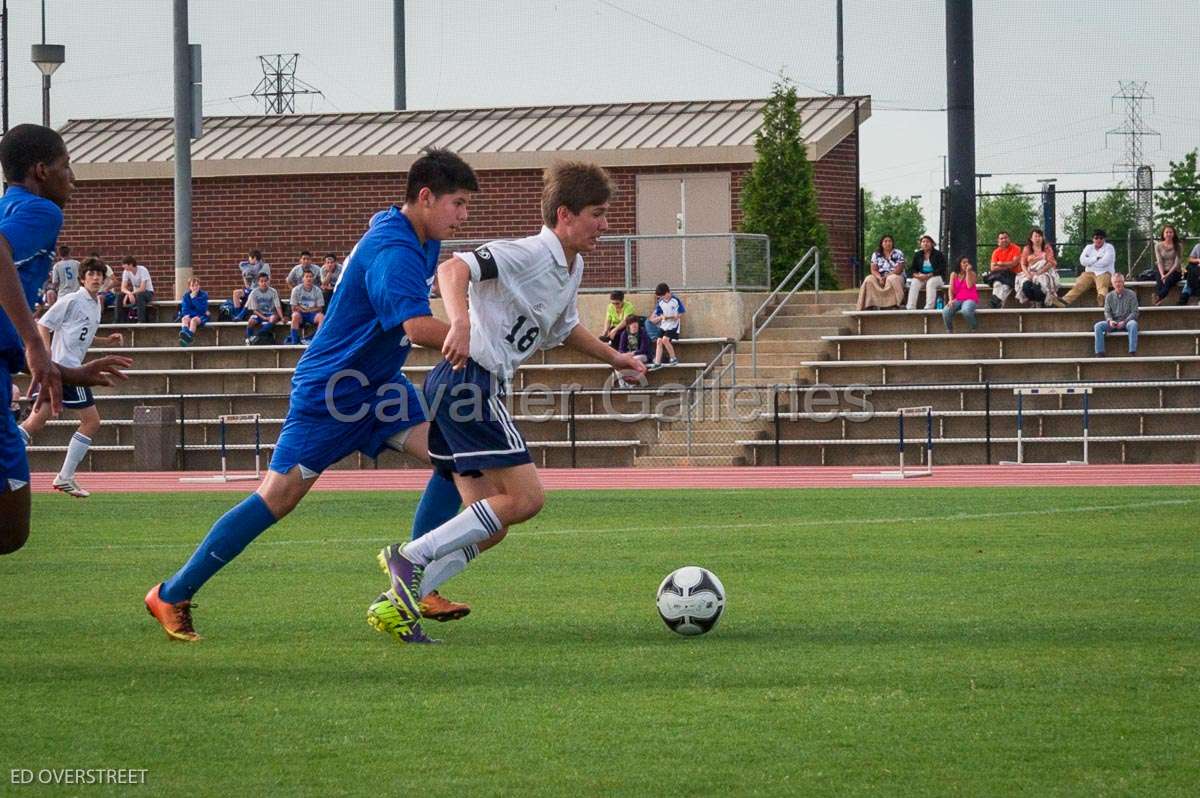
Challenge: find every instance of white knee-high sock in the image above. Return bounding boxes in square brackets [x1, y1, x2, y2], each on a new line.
[419, 544, 480, 598]
[58, 432, 92, 481]
[402, 500, 501, 566]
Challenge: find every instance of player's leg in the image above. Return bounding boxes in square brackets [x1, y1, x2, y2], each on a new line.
[53, 398, 99, 497]
[145, 409, 350, 640]
[314, 312, 324, 332]
[18, 400, 52, 442]
[0, 485, 31, 555]
[287, 310, 302, 344]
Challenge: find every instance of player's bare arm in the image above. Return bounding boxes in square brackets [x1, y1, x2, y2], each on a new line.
[0, 234, 62, 414]
[438, 255, 471, 369]
[402, 314, 450, 351]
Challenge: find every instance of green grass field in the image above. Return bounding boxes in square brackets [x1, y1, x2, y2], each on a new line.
[1, 487, 1197, 796]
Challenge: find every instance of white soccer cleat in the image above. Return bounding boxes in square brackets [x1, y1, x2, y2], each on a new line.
[52, 478, 90, 498]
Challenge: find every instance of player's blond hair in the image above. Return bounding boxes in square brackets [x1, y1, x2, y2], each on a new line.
[541, 161, 614, 228]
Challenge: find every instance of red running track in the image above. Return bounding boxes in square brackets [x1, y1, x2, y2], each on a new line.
[28, 464, 1200, 493]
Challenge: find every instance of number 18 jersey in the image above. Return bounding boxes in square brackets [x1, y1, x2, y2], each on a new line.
[454, 225, 582, 382]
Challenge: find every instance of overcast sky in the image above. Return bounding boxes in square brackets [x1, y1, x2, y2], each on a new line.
[7, 0, 1198, 227]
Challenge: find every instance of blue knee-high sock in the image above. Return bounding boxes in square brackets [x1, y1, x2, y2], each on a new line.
[411, 470, 462, 540]
[160, 493, 277, 602]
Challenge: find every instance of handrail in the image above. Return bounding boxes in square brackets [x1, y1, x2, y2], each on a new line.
[750, 246, 821, 375]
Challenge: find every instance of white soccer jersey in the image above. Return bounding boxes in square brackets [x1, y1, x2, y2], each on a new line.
[38, 288, 101, 368]
[455, 226, 583, 382]
[51, 258, 81, 294]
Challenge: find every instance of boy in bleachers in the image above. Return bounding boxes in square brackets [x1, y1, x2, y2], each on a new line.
[648, 282, 685, 370]
[19, 258, 123, 497]
[244, 271, 283, 345]
[228, 249, 270, 320]
[286, 250, 321, 288]
[286, 269, 325, 344]
[600, 289, 635, 345]
[47, 244, 80, 306]
[320, 253, 342, 306]
[178, 276, 209, 347]
[118, 255, 155, 323]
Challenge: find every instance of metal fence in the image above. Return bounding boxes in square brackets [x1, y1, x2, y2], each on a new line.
[441, 233, 771, 292]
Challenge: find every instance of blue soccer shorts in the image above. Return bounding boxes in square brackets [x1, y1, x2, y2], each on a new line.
[0, 368, 30, 493]
[270, 373, 426, 478]
[424, 358, 531, 477]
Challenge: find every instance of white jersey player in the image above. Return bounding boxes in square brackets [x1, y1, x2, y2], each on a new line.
[20, 258, 124, 497]
[373, 161, 647, 639]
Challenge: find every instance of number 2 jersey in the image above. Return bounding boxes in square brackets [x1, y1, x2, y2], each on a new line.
[454, 225, 582, 383]
[37, 288, 101, 368]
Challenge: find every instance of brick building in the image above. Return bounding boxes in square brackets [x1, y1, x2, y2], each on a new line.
[59, 96, 870, 298]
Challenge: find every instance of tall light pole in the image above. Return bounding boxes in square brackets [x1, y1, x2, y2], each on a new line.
[30, 0, 63, 127]
[835, 0, 844, 95]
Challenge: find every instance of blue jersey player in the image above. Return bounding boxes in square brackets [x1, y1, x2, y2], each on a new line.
[145, 149, 479, 643]
[0, 124, 130, 555]
[371, 161, 648, 640]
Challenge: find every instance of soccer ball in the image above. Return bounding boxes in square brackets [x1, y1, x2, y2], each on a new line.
[656, 566, 725, 636]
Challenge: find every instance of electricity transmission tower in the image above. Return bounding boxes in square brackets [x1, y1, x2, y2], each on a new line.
[250, 54, 322, 114]
[1106, 81, 1159, 235]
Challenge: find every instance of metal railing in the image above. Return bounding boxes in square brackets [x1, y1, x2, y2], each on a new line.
[750, 246, 821, 375]
[442, 232, 772, 292]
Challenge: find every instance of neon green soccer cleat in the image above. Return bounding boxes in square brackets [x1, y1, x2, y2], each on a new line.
[367, 590, 439, 644]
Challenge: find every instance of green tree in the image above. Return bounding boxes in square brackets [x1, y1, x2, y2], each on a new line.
[1061, 188, 1139, 274]
[741, 80, 836, 288]
[976, 183, 1039, 255]
[1156, 150, 1200, 239]
[862, 190, 926, 261]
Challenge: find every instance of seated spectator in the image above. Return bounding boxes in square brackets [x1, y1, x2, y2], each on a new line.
[177, 276, 210, 347]
[906, 235, 947, 310]
[1184, 238, 1200, 306]
[647, 283, 685, 370]
[286, 250, 322, 288]
[119, 255, 155, 323]
[942, 257, 980, 332]
[1015, 228, 1064, 307]
[287, 270, 326, 345]
[1152, 225, 1184, 306]
[982, 231, 1022, 308]
[1062, 229, 1116, 307]
[856, 235, 905, 310]
[1094, 271, 1138, 356]
[228, 249, 270, 319]
[600, 289, 636, 344]
[613, 315, 651, 387]
[48, 244, 81, 306]
[320, 253, 342, 305]
[244, 272, 283, 345]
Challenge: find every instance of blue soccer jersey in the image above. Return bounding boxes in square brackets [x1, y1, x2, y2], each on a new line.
[288, 207, 438, 419]
[0, 186, 64, 368]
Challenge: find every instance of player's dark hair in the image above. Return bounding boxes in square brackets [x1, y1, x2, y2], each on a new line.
[81, 257, 107, 277]
[655, 283, 671, 296]
[405, 148, 479, 203]
[542, 161, 614, 228]
[0, 124, 66, 183]
[121, 255, 137, 267]
[610, 290, 624, 301]
[58, 244, 71, 257]
[324, 253, 337, 261]
[249, 249, 263, 260]
[257, 271, 269, 281]
[300, 250, 312, 257]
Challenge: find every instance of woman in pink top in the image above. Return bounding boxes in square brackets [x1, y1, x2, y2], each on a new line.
[943, 257, 980, 332]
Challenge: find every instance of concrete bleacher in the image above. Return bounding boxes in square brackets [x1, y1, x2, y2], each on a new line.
[738, 281, 1200, 465]
[20, 302, 729, 472]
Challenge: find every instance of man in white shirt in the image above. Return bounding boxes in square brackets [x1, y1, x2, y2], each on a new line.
[648, 282, 686, 370]
[19, 258, 123, 497]
[119, 255, 155, 323]
[1063, 228, 1116, 307]
[372, 161, 647, 639]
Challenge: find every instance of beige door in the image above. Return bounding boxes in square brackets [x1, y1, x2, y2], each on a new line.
[636, 172, 731, 289]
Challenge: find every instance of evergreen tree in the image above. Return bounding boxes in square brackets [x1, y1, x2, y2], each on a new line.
[741, 81, 835, 288]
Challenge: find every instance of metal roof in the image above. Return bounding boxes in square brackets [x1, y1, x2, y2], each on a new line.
[61, 96, 871, 180]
